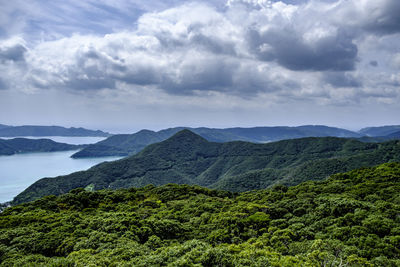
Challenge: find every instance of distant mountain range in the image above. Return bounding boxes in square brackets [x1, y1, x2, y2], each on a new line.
[386, 130, 400, 138]
[0, 124, 110, 137]
[14, 129, 400, 204]
[71, 125, 364, 158]
[359, 125, 400, 137]
[0, 138, 83, 156]
[0, 124, 10, 130]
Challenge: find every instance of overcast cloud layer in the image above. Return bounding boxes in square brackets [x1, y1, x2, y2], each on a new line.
[0, 0, 399, 132]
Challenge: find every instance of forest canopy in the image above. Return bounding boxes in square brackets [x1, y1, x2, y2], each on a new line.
[1, 162, 399, 266]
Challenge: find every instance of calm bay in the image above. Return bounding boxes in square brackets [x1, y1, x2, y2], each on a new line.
[0, 137, 122, 203]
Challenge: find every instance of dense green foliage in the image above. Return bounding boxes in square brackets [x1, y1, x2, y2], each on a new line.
[15, 130, 400, 204]
[0, 138, 82, 156]
[2, 162, 400, 266]
[359, 125, 400, 137]
[355, 136, 399, 143]
[0, 125, 109, 137]
[72, 125, 361, 158]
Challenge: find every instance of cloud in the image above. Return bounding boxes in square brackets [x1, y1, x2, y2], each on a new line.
[0, 38, 28, 91]
[358, 0, 400, 35]
[369, 60, 378, 67]
[323, 72, 362, 88]
[161, 54, 237, 95]
[0, 78, 7, 90]
[0, 0, 145, 41]
[0, 37, 27, 63]
[230, 0, 360, 71]
[1, 0, 400, 131]
[392, 54, 400, 69]
[247, 27, 358, 71]
[16, 3, 250, 94]
[0, 0, 399, 108]
[0, 44, 27, 63]
[329, 0, 400, 36]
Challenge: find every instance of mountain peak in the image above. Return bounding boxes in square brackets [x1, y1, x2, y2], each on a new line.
[140, 129, 211, 158]
[136, 129, 156, 134]
[168, 129, 208, 143]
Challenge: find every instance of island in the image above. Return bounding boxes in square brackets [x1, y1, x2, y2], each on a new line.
[0, 138, 84, 156]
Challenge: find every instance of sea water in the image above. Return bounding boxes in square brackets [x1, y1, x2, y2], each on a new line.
[0, 137, 122, 203]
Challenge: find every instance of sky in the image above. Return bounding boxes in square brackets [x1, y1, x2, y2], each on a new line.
[0, 0, 399, 133]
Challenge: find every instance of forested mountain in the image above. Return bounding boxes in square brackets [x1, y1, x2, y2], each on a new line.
[0, 125, 110, 137]
[0, 138, 82, 155]
[2, 163, 399, 265]
[72, 125, 361, 158]
[15, 130, 400, 204]
[359, 125, 400, 137]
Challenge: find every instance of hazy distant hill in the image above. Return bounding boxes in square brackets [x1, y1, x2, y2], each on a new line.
[15, 130, 400, 204]
[0, 138, 82, 155]
[386, 130, 400, 138]
[355, 130, 400, 143]
[72, 125, 361, 158]
[223, 125, 360, 141]
[0, 125, 110, 137]
[0, 124, 10, 130]
[72, 129, 180, 158]
[359, 125, 400, 136]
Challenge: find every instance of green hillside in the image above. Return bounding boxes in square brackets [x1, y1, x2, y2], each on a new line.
[0, 138, 82, 156]
[1, 163, 399, 266]
[14, 130, 400, 204]
[72, 125, 361, 158]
